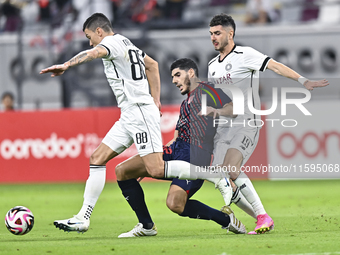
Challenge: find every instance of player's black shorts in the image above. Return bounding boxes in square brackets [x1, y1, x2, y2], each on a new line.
[163, 139, 212, 198]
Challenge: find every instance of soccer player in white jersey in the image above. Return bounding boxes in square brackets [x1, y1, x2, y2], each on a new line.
[205, 13, 329, 234]
[40, 13, 230, 233]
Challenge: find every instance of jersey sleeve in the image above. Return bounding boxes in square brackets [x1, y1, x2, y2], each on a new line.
[203, 82, 231, 108]
[215, 88, 231, 107]
[99, 37, 119, 59]
[207, 57, 217, 80]
[208, 68, 212, 80]
[244, 47, 271, 72]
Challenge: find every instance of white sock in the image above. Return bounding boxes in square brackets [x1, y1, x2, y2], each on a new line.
[77, 165, 106, 220]
[165, 160, 222, 179]
[165, 160, 197, 179]
[233, 172, 266, 216]
[206, 177, 233, 206]
[231, 187, 257, 219]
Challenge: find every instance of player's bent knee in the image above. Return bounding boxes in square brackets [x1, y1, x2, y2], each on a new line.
[114, 162, 133, 181]
[89, 152, 107, 165]
[89, 154, 97, 165]
[115, 163, 125, 181]
[142, 153, 165, 178]
[166, 199, 184, 215]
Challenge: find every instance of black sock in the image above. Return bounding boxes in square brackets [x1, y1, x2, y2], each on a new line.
[117, 179, 153, 229]
[180, 200, 230, 228]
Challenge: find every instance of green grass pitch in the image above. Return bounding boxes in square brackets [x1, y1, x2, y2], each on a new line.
[1, 179, 340, 255]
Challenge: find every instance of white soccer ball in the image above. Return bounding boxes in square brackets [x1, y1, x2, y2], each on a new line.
[5, 206, 34, 235]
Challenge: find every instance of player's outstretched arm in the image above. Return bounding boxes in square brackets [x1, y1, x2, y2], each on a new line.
[144, 55, 161, 112]
[267, 59, 329, 91]
[40, 45, 107, 77]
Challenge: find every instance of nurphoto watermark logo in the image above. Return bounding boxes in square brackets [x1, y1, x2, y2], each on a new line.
[199, 80, 312, 128]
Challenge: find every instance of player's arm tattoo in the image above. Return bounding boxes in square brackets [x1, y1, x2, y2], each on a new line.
[68, 51, 94, 67]
[67, 47, 102, 68]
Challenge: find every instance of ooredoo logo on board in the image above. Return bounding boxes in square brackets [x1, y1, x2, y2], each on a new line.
[0, 133, 84, 160]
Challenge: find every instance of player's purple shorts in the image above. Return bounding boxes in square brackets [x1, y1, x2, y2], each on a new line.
[163, 139, 212, 198]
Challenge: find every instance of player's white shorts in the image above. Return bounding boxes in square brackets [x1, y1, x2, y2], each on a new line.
[102, 103, 163, 157]
[212, 126, 260, 166]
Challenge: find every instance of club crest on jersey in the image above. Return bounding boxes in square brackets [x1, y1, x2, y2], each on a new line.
[225, 63, 232, 71]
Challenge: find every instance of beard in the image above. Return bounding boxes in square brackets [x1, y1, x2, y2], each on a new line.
[215, 39, 229, 52]
[181, 75, 191, 95]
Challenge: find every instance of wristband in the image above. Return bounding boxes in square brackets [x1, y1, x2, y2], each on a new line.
[298, 76, 308, 86]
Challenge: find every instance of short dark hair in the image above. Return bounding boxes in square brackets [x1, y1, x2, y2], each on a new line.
[83, 13, 113, 32]
[170, 58, 199, 77]
[210, 13, 236, 38]
[1, 92, 14, 101]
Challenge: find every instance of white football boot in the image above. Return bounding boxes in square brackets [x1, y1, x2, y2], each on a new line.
[221, 205, 247, 234]
[54, 216, 90, 233]
[215, 177, 233, 206]
[118, 223, 157, 238]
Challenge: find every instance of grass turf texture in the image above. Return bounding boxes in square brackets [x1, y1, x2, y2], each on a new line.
[1, 180, 340, 255]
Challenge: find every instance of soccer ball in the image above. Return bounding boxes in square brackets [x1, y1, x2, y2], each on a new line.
[5, 206, 34, 235]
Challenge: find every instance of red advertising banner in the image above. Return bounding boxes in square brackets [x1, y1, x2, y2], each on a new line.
[0, 106, 267, 183]
[266, 101, 340, 179]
